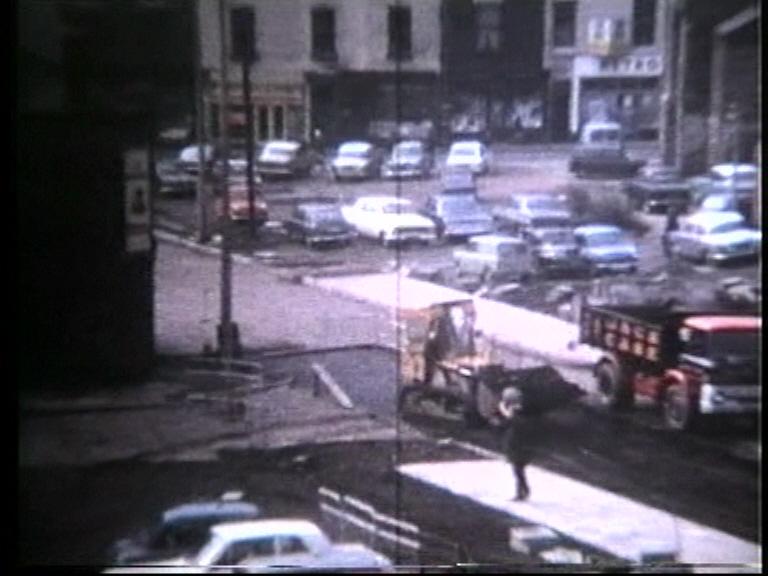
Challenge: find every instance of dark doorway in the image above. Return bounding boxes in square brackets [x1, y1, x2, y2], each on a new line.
[549, 81, 571, 141]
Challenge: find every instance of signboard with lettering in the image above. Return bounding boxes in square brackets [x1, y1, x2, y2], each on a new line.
[124, 148, 152, 253]
[575, 54, 663, 78]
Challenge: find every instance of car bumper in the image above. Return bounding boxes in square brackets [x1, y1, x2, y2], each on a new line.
[592, 260, 637, 272]
[307, 231, 357, 244]
[257, 164, 295, 176]
[334, 166, 369, 179]
[442, 223, 494, 238]
[382, 167, 423, 179]
[384, 230, 437, 244]
[708, 247, 759, 261]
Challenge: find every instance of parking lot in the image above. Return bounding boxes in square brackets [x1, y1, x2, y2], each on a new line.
[155, 143, 759, 316]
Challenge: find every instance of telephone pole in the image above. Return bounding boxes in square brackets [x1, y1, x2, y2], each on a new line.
[217, 0, 240, 360]
[194, 0, 210, 243]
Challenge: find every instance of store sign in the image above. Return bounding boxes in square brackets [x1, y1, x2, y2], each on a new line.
[123, 148, 152, 253]
[575, 55, 663, 77]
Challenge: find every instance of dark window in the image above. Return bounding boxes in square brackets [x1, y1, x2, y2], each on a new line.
[388, 5, 412, 61]
[273, 106, 284, 139]
[311, 7, 337, 61]
[476, 2, 500, 53]
[632, 0, 656, 46]
[553, 1, 576, 47]
[258, 106, 269, 141]
[230, 5, 257, 62]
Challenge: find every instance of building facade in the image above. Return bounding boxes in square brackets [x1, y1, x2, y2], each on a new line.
[543, 0, 668, 140]
[440, 0, 547, 143]
[198, 0, 442, 146]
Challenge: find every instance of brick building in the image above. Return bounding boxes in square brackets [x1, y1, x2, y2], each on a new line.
[543, 0, 669, 140]
[198, 0, 442, 146]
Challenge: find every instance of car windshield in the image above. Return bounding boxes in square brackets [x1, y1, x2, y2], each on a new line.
[525, 196, 567, 211]
[381, 202, 412, 214]
[393, 143, 421, 158]
[583, 230, 623, 246]
[452, 146, 478, 157]
[440, 196, 482, 214]
[709, 330, 760, 356]
[538, 229, 575, 244]
[263, 144, 297, 160]
[590, 129, 620, 143]
[339, 146, 370, 158]
[709, 221, 744, 234]
[307, 207, 345, 223]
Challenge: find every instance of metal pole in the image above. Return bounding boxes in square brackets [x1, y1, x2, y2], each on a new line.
[242, 59, 257, 238]
[194, 0, 210, 243]
[217, 0, 239, 360]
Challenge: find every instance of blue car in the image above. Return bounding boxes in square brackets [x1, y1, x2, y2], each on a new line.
[574, 224, 639, 275]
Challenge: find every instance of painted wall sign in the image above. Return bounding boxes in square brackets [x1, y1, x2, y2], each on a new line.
[124, 148, 152, 253]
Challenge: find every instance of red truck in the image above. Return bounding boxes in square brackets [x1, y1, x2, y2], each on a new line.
[579, 304, 760, 431]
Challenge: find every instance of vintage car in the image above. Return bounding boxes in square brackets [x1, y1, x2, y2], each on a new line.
[111, 496, 261, 565]
[569, 121, 644, 178]
[191, 519, 393, 572]
[156, 158, 197, 196]
[219, 179, 269, 228]
[668, 210, 761, 264]
[330, 140, 382, 181]
[422, 192, 494, 240]
[573, 224, 639, 275]
[453, 234, 532, 282]
[341, 196, 437, 247]
[255, 140, 315, 179]
[177, 144, 216, 174]
[526, 227, 587, 276]
[381, 139, 433, 179]
[492, 193, 572, 235]
[688, 163, 758, 222]
[440, 167, 477, 195]
[283, 202, 357, 247]
[623, 164, 692, 213]
[445, 140, 491, 176]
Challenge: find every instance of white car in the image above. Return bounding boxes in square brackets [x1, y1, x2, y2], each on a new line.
[669, 210, 761, 264]
[330, 141, 381, 181]
[444, 140, 491, 176]
[104, 519, 392, 574]
[341, 196, 437, 247]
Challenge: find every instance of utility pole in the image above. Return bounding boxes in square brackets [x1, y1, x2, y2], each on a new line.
[230, 4, 258, 238]
[217, 0, 240, 360]
[194, 0, 210, 243]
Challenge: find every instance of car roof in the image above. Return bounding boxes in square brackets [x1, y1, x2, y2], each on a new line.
[162, 501, 261, 525]
[574, 224, 623, 235]
[298, 202, 341, 211]
[263, 140, 301, 151]
[583, 121, 622, 131]
[356, 196, 411, 206]
[450, 140, 482, 150]
[684, 211, 744, 227]
[393, 140, 423, 148]
[209, 519, 324, 542]
[469, 234, 523, 245]
[710, 163, 757, 178]
[339, 141, 372, 151]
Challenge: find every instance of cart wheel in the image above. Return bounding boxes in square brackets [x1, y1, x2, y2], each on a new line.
[663, 384, 696, 431]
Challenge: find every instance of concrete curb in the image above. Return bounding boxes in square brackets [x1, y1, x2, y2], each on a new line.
[153, 229, 254, 265]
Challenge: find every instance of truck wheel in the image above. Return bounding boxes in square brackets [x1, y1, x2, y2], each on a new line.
[595, 362, 634, 411]
[663, 384, 695, 431]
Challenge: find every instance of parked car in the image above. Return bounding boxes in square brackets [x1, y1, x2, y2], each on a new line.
[189, 519, 393, 572]
[177, 144, 216, 174]
[492, 194, 572, 235]
[381, 139, 433, 179]
[445, 140, 491, 176]
[688, 163, 758, 222]
[573, 224, 639, 275]
[255, 140, 315, 179]
[156, 159, 197, 196]
[226, 191, 269, 228]
[526, 227, 587, 277]
[454, 234, 532, 282]
[283, 202, 357, 247]
[668, 210, 761, 265]
[111, 496, 261, 565]
[623, 164, 692, 213]
[330, 141, 382, 181]
[569, 121, 644, 178]
[440, 167, 477, 195]
[423, 193, 494, 240]
[341, 196, 437, 247]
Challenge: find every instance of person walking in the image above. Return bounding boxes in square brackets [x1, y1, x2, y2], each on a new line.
[498, 387, 546, 501]
[662, 205, 681, 258]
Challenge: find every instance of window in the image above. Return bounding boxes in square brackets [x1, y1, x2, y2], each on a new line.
[273, 106, 284, 139]
[476, 3, 500, 53]
[278, 536, 309, 554]
[632, 0, 656, 46]
[230, 5, 257, 62]
[388, 5, 412, 61]
[311, 7, 336, 61]
[258, 106, 269, 141]
[553, 1, 576, 47]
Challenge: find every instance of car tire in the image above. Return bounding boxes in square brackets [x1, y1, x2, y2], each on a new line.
[595, 362, 634, 411]
[663, 384, 696, 431]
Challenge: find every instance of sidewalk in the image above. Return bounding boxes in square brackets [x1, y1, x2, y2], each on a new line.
[399, 458, 761, 570]
[303, 271, 601, 367]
